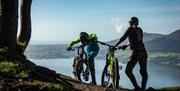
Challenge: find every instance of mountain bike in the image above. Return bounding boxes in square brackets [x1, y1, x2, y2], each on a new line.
[98, 41, 123, 89]
[67, 46, 90, 82]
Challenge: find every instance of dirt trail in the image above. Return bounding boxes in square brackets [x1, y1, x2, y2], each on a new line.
[58, 74, 128, 91]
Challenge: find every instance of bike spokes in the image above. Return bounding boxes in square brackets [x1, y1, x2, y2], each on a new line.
[101, 64, 112, 87]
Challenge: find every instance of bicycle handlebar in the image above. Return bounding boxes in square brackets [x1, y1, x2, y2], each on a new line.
[98, 41, 124, 50]
[67, 46, 81, 51]
[72, 46, 81, 51]
[98, 41, 113, 47]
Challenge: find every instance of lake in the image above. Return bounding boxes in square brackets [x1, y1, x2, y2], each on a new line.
[30, 58, 180, 89]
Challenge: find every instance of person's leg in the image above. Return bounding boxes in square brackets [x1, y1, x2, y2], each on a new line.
[125, 53, 140, 89]
[139, 53, 148, 90]
[85, 49, 98, 85]
[79, 47, 84, 59]
[73, 57, 77, 70]
[88, 56, 96, 85]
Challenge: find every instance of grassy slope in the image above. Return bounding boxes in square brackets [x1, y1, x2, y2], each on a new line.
[0, 60, 72, 91]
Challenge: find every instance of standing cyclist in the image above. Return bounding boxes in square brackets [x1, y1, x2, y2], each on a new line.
[67, 32, 99, 85]
[114, 17, 148, 90]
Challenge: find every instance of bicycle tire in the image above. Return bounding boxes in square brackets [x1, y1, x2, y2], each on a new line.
[73, 57, 78, 80]
[74, 57, 83, 81]
[112, 58, 119, 88]
[101, 61, 110, 87]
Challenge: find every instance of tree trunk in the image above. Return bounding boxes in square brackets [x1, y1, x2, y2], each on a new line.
[0, 0, 18, 56]
[17, 0, 32, 52]
[0, 0, 32, 60]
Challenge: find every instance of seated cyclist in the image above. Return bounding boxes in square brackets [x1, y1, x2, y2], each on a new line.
[67, 32, 99, 85]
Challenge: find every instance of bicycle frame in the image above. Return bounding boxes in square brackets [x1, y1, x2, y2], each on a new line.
[69, 46, 89, 81]
[99, 41, 123, 88]
[107, 47, 116, 77]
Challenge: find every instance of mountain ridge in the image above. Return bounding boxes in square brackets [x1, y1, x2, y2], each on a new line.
[145, 29, 180, 52]
[107, 29, 180, 52]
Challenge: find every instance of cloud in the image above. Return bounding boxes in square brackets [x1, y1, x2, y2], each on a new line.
[111, 18, 128, 34]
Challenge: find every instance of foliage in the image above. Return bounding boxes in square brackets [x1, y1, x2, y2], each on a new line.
[0, 61, 30, 78]
[0, 47, 8, 53]
[33, 81, 70, 91]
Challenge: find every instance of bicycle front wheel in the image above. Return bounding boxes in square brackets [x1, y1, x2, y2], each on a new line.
[112, 58, 120, 89]
[101, 62, 110, 87]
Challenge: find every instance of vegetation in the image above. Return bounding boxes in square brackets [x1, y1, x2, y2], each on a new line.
[0, 60, 72, 91]
[0, 1, 73, 90]
[32, 81, 70, 91]
[0, 61, 30, 78]
[112, 50, 180, 67]
[158, 86, 180, 91]
[148, 52, 180, 67]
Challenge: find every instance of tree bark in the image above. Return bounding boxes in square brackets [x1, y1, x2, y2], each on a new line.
[0, 0, 32, 60]
[0, 0, 18, 56]
[17, 0, 32, 52]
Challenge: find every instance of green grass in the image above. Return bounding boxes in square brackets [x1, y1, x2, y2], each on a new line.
[33, 81, 70, 91]
[0, 60, 71, 91]
[0, 61, 30, 78]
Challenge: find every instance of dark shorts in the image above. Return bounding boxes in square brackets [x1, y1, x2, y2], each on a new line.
[129, 50, 148, 62]
[126, 49, 148, 73]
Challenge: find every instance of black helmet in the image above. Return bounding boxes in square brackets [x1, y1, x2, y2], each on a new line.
[129, 17, 139, 25]
[79, 32, 89, 43]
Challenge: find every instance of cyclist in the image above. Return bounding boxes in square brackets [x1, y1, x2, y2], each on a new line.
[67, 32, 99, 85]
[113, 17, 148, 90]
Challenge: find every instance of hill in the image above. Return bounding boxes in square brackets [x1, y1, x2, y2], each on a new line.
[145, 29, 180, 52]
[107, 29, 180, 52]
[107, 32, 165, 45]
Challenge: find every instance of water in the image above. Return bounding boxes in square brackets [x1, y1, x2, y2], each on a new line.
[30, 58, 180, 89]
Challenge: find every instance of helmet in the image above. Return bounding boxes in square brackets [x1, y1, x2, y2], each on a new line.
[79, 32, 89, 43]
[129, 17, 139, 25]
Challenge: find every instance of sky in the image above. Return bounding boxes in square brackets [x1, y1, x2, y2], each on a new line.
[29, 0, 180, 44]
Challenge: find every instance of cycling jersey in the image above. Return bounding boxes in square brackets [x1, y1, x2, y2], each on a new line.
[70, 34, 99, 59]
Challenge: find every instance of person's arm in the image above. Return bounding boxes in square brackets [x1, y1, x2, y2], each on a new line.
[120, 42, 130, 50]
[137, 27, 143, 41]
[114, 29, 129, 47]
[67, 39, 81, 51]
[70, 39, 81, 47]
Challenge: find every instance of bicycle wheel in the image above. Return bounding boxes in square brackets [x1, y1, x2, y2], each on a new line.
[75, 57, 83, 81]
[112, 58, 120, 89]
[101, 61, 111, 87]
[73, 57, 78, 80]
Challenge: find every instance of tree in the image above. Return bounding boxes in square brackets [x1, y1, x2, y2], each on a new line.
[17, 0, 32, 52]
[0, 0, 32, 60]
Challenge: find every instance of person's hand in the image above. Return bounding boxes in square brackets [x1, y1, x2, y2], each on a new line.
[67, 47, 72, 51]
[110, 46, 117, 51]
[121, 45, 128, 50]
